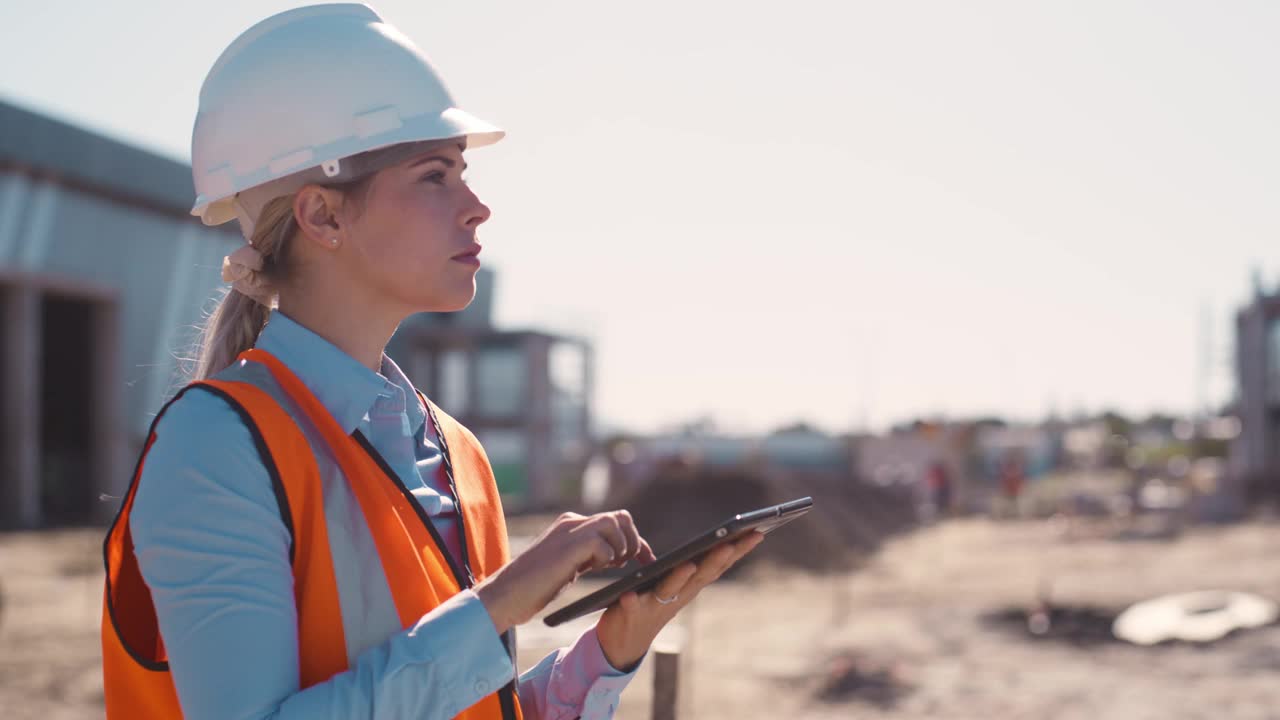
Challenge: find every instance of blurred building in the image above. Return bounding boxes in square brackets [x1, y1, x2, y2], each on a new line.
[0, 99, 240, 528]
[851, 424, 969, 511]
[386, 281, 595, 513]
[759, 424, 850, 472]
[604, 424, 851, 501]
[1061, 421, 1110, 468]
[971, 423, 1062, 480]
[0, 98, 592, 527]
[1231, 280, 1280, 503]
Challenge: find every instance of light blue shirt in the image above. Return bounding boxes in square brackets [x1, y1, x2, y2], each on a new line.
[130, 311, 636, 720]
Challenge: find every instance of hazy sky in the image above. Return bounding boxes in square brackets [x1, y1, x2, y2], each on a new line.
[4, 1, 1278, 434]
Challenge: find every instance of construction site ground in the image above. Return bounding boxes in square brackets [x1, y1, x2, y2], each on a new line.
[3, 515, 1279, 719]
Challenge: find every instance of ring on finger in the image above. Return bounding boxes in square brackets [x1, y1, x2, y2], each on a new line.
[654, 593, 678, 605]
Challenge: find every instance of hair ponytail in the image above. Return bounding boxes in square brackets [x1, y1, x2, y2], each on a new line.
[193, 291, 272, 380]
[192, 195, 299, 380]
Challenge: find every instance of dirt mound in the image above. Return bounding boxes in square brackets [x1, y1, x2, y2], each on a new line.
[812, 651, 912, 708]
[612, 467, 917, 574]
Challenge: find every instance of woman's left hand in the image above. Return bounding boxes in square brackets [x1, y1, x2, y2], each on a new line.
[594, 531, 765, 671]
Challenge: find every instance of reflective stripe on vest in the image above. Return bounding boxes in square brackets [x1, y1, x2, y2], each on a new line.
[102, 349, 522, 719]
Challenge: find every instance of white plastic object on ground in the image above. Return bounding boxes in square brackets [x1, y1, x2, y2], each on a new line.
[1112, 590, 1278, 645]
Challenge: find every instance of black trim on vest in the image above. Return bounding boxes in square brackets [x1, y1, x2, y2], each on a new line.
[498, 665, 520, 720]
[421, 400, 522, 720]
[102, 384, 296, 673]
[418, 398, 521, 719]
[421, 400, 477, 585]
[351, 429, 520, 720]
[200, 385, 297, 565]
[351, 430, 471, 589]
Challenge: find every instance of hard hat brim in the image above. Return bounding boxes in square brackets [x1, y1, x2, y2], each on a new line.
[192, 107, 504, 226]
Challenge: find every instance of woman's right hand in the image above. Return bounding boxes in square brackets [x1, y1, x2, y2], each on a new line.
[475, 510, 657, 633]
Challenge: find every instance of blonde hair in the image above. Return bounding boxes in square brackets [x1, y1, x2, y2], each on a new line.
[191, 174, 376, 380]
[193, 195, 298, 380]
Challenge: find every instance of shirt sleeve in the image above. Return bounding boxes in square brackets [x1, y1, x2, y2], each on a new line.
[516, 626, 642, 720]
[129, 387, 515, 720]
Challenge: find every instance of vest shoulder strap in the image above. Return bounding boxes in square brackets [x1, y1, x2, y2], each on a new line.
[198, 377, 349, 684]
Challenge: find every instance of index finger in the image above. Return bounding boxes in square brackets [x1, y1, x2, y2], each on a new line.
[612, 510, 641, 564]
[636, 535, 657, 564]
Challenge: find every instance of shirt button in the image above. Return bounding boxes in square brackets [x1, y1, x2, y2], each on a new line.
[474, 680, 489, 695]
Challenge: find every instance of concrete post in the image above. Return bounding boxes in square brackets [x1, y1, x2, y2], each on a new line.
[651, 648, 681, 720]
[93, 299, 125, 524]
[2, 285, 41, 528]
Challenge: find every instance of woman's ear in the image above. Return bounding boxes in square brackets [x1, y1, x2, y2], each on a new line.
[293, 185, 346, 249]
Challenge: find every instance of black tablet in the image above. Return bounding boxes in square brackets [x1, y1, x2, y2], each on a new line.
[542, 496, 814, 627]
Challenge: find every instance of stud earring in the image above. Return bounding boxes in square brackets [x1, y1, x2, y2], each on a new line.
[329, 236, 339, 246]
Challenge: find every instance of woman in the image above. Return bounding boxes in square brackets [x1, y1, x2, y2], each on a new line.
[100, 5, 761, 719]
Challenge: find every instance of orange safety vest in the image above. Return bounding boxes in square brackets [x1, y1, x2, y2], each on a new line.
[102, 349, 523, 719]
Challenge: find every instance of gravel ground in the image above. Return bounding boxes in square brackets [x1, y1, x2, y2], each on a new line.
[3, 516, 1279, 719]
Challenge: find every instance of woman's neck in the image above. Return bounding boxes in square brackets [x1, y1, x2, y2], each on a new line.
[276, 281, 402, 374]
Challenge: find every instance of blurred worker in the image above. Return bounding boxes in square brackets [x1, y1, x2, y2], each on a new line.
[999, 452, 1027, 518]
[927, 461, 952, 516]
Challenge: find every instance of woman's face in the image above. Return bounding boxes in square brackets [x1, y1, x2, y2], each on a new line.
[341, 142, 491, 314]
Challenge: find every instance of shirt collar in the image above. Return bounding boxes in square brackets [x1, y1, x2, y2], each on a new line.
[380, 351, 428, 437]
[254, 311, 425, 436]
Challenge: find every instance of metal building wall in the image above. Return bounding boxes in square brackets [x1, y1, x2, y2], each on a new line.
[0, 100, 241, 523]
[0, 171, 239, 435]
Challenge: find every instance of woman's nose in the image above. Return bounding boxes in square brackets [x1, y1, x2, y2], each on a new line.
[463, 187, 491, 228]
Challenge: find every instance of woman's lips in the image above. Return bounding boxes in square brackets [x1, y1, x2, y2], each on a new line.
[452, 244, 482, 266]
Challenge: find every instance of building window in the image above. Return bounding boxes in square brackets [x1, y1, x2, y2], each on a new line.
[550, 342, 586, 401]
[549, 343, 588, 460]
[475, 346, 526, 418]
[477, 429, 528, 499]
[439, 350, 469, 414]
[1268, 319, 1280, 404]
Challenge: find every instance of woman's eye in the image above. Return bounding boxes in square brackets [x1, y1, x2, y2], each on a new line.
[421, 171, 447, 185]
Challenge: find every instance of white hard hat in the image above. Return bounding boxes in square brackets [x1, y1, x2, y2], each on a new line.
[190, 3, 504, 228]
